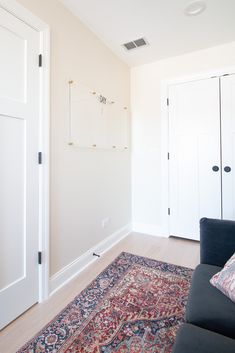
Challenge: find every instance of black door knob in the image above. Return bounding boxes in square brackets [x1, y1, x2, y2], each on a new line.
[212, 166, 219, 172]
[224, 166, 231, 173]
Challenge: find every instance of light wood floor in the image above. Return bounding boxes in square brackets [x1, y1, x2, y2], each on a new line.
[0, 233, 200, 353]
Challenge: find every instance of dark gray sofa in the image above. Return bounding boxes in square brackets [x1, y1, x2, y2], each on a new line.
[172, 218, 235, 353]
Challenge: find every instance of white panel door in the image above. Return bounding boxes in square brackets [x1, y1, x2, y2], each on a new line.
[0, 7, 40, 329]
[169, 78, 221, 240]
[221, 75, 235, 220]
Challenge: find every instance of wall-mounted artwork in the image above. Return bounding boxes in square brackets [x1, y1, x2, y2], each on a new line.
[68, 80, 129, 150]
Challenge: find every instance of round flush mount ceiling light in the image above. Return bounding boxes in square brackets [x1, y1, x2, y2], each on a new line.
[184, 1, 207, 16]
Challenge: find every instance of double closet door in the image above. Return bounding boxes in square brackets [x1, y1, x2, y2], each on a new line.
[169, 74, 235, 241]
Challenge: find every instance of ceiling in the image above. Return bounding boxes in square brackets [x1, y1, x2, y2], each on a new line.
[60, 0, 235, 67]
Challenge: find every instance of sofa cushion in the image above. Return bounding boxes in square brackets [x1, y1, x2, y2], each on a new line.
[172, 323, 235, 353]
[186, 264, 235, 339]
[200, 218, 235, 267]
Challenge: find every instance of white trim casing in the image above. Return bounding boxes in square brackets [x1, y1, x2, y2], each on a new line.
[160, 81, 170, 237]
[49, 224, 132, 296]
[0, 0, 50, 301]
[0, 0, 48, 30]
[161, 66, 235, 238]
[38, 27, 50, 302]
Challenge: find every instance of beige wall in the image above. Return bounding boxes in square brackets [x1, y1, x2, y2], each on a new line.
[131, 41, 235, 234]
[18, 0, 131, 276]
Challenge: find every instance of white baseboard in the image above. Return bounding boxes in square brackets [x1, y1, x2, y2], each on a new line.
[49, 224, 131, 296]
[132, 222, 169, 238]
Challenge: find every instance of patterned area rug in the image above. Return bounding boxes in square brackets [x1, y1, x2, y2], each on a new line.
[17, 252, 192, 353]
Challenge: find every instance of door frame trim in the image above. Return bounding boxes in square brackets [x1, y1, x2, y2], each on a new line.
[161, 66, 235, 238]
[0, 0, 50, 301]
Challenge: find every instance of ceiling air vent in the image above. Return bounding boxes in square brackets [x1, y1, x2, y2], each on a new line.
[123, 37, 148, 51]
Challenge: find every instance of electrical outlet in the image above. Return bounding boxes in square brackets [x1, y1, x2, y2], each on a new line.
[102, 217, 110, 228]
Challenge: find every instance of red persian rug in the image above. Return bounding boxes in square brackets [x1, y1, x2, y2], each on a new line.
[17, 252, 192, 353]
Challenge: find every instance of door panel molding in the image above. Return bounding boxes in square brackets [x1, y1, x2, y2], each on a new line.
[168, 78, 221, 240]
[0, 0, 50, 303]
[221, 75, 235, 220]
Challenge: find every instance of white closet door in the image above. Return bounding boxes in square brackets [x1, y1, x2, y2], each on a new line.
[0, 7, 40, 329]
[169, 78, 221, 240]
[221, 75, 235, 220]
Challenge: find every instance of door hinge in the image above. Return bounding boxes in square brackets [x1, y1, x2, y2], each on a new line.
[38, 251, 42, 265]
[38, 152, 42, 165]
[167, 98, 169, 106]
[167, 152, 170, 160]
[168, 208, 171, 216]
[39, 54, 42, 67]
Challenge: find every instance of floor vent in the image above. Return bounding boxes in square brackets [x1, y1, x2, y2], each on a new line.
[123, 37, 148, 51]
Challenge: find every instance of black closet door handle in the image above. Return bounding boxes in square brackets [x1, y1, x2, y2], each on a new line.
[212, 166, 219, 172]
[224, 166, 231, 173]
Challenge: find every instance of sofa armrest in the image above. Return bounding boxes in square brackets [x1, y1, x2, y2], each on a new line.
[200, 218, 235, 267]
